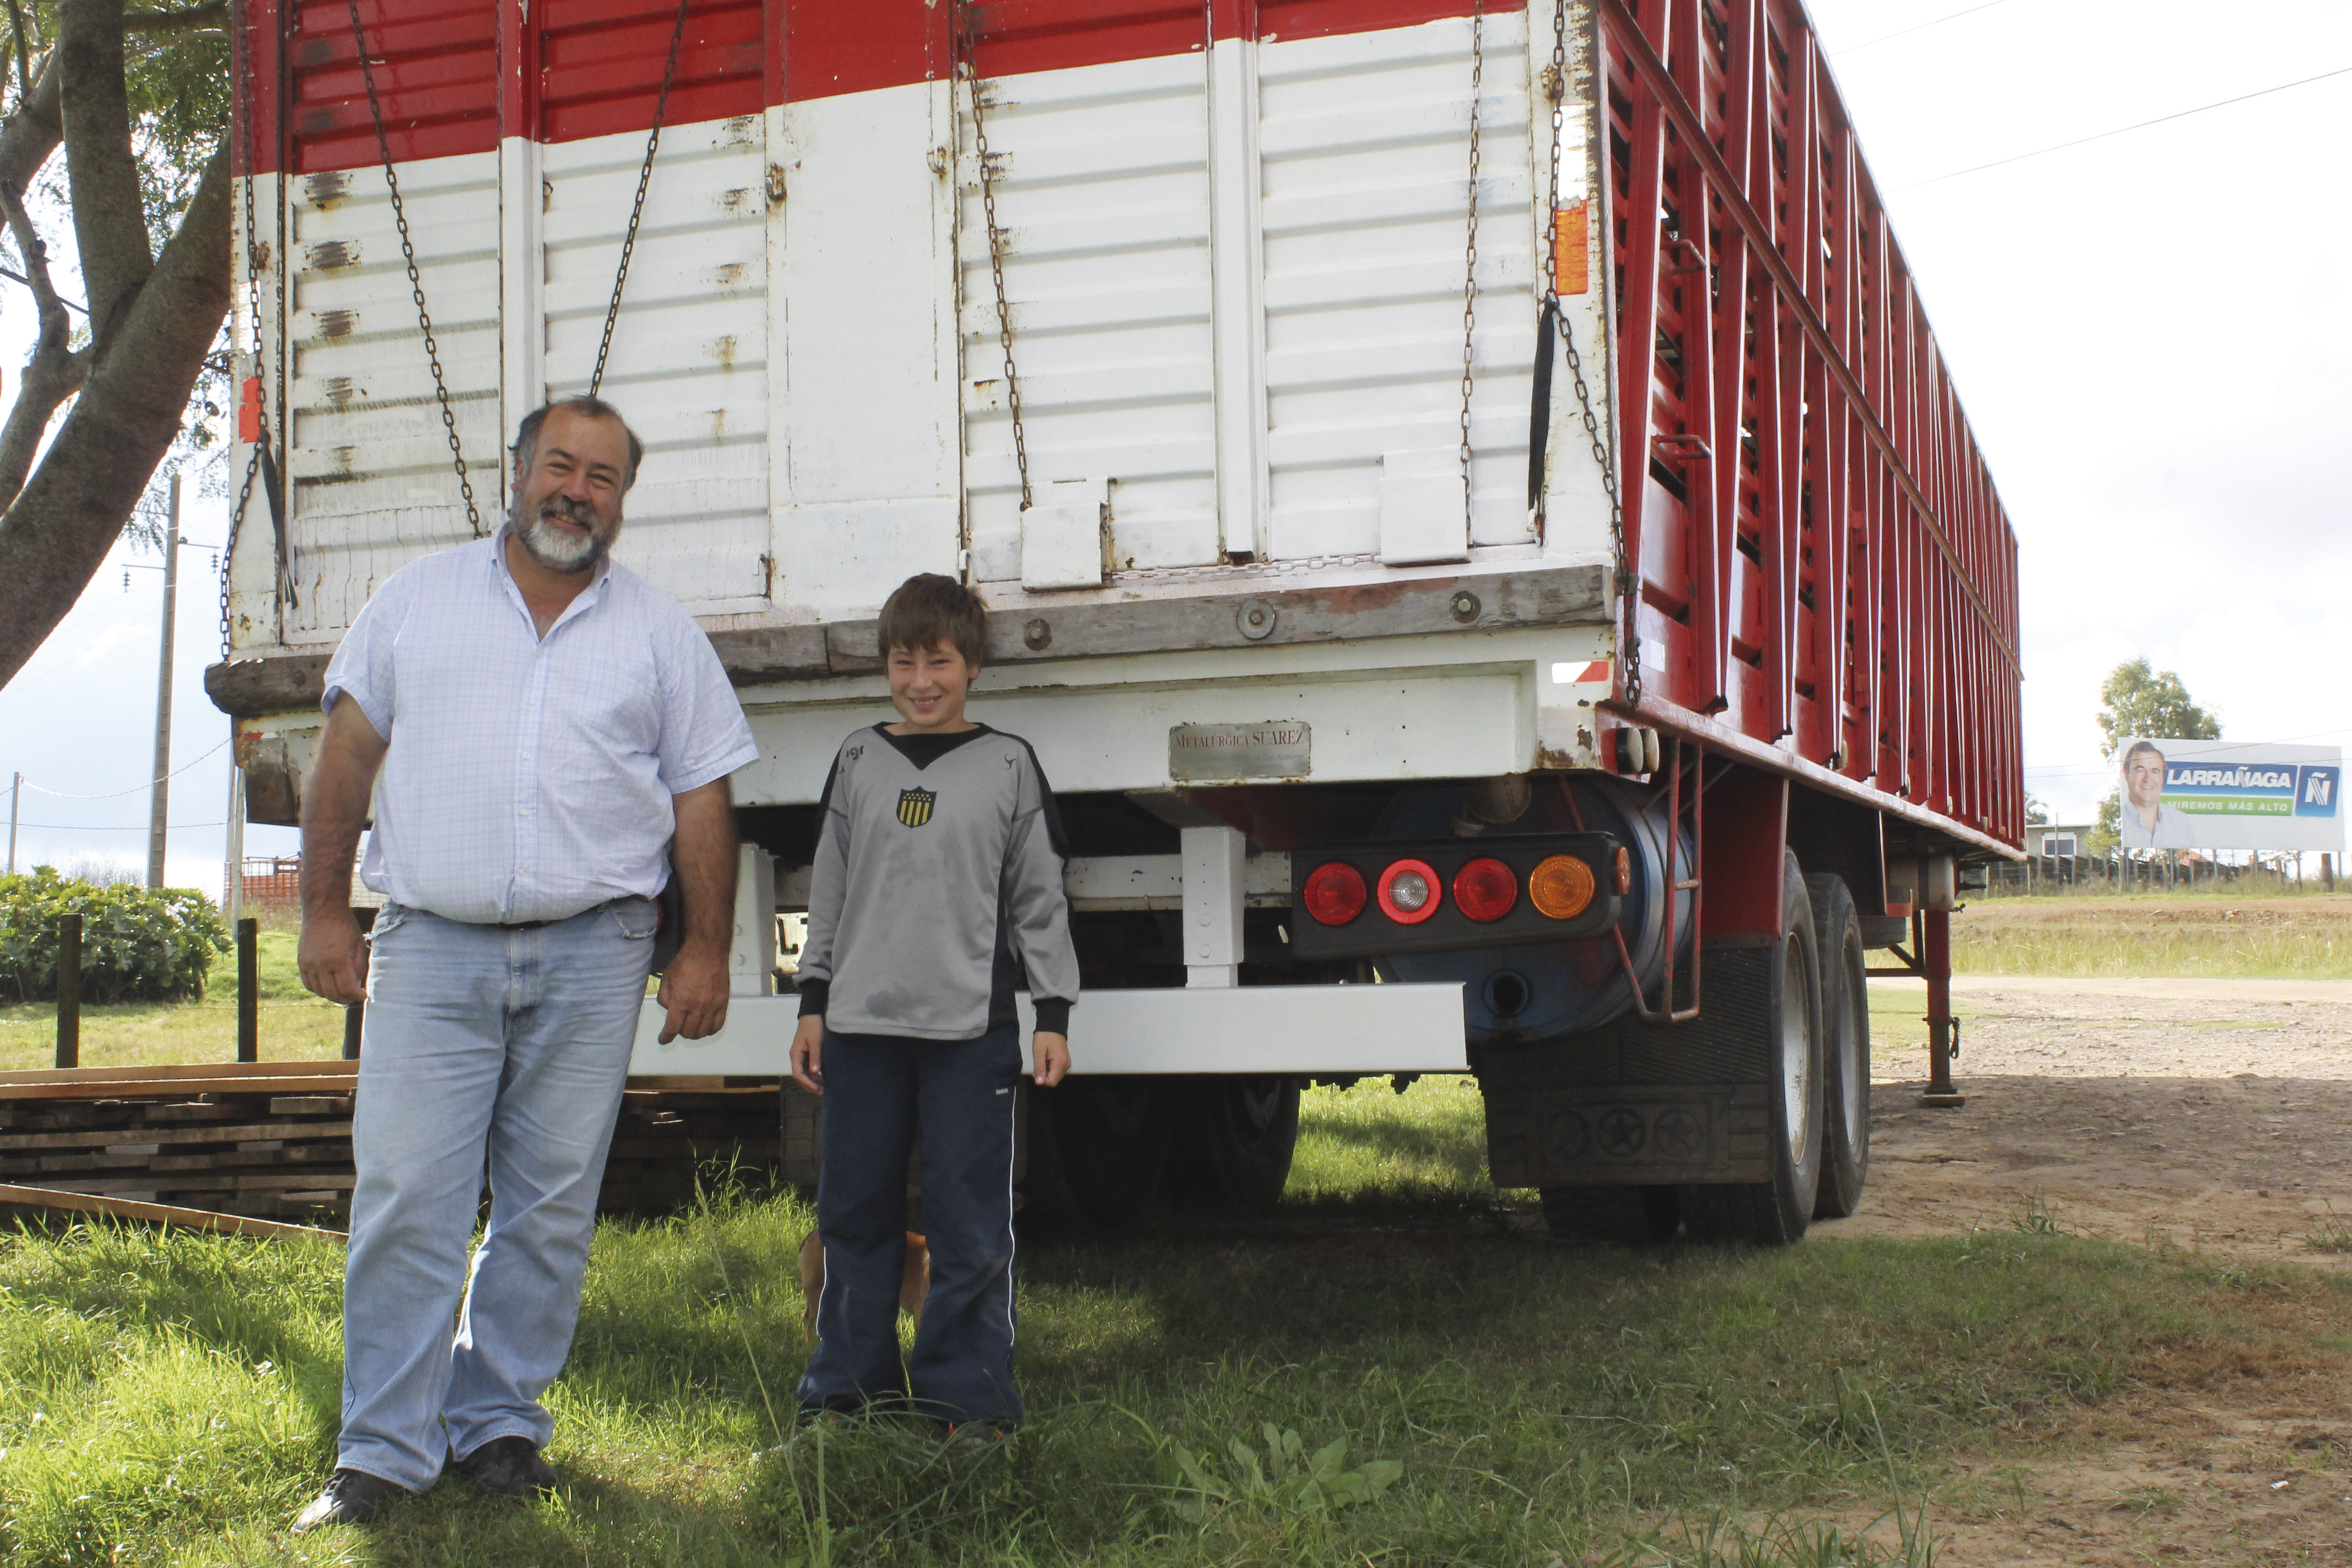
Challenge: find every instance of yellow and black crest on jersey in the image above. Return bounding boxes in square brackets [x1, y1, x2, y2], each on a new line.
[896, 787, 937, 829]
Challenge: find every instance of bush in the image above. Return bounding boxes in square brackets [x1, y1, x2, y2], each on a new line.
[0, 866, 230, 1004]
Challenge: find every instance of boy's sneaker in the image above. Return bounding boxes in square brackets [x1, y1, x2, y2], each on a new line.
[291, 1468, 412, 1532]
[454, 1435, 559, 1498]
[944, 1420, 1013, 1444]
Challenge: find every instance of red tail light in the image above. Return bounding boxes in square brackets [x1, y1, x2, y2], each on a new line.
[1302, 862, 1368, 925]
[1375, 858, 1441, 924]
[1451, 857, 1518, 922]
[1613, 846, 1632, 895]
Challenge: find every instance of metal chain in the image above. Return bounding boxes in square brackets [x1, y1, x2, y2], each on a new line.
[345, 0, 483, 537]
[963, 2, 1030, 511]
[1456, 0, 1482, 533]
[1540, 0, 1636, 710]
[224, 0, 263, 657]
[589, 0, 693, 398]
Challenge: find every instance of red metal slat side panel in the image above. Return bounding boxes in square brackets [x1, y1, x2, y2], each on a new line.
[233, 0, 286, 179]
[783, 0, 1489, 103]
[286, 0, 497, 175]
[783, 0, 944, 101]
[1597, 0, 2020, 848]
[1255, 0, 1486, 43]
[540, 0, 767, 143]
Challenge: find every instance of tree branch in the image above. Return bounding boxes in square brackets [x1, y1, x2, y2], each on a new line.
[4, 0, 32, 108]
[0, 181, 93, 513]
[0, 137, 228, 688]
[0, 46, 63, 195]
[122, 3, 224, 34]
[56, 0, 150, 350]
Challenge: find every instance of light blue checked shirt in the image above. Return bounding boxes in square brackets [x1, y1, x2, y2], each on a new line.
[321, 529, 759, 925]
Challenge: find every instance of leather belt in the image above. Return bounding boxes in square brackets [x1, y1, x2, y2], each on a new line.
[486, 895, 635, 932]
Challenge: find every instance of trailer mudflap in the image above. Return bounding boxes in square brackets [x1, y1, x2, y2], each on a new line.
[1474, 942, 1785, 1186]
[1484, 1084, 1777, 1186]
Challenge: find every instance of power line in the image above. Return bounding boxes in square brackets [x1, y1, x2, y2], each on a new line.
[1898, 63, 2352, 189]
[1829, 0, 2013, 57]
[14, 737, 230, 799]
[11, 821, 227, 831]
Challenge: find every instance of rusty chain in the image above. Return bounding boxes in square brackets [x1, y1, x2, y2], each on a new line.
[346, 0, 483, 537]
[1540, 0, 1636, 711]
[1456, 0, 1483, 538]
[223, 0, 264, 658]
[963, 2, 1031, 513]
[590, 0, 693, 398]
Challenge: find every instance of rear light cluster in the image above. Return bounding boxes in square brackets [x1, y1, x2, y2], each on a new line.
[1304, 850, 1611, 927]
[1289, 832, 1625, 960]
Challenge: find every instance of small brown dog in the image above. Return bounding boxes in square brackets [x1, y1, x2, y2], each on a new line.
[798, 1229, 929, 1346]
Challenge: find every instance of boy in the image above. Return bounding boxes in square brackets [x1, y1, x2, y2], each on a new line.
[789, 573, 1076, 1431]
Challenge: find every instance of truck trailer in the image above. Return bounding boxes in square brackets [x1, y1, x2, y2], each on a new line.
[207, 0, 2023, 1244]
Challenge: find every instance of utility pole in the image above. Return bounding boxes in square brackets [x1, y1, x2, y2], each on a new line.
[6, 770, 18, 875]
[146, 473, 180, 890]
[223, 744, 244, 924]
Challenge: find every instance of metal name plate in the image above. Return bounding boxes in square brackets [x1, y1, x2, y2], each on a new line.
[1168, 721, 1312, 782]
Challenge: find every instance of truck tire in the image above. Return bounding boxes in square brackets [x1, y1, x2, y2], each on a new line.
[1680, 851, 1824, 1244]
[1166, 1076, 1300, 1213]
[1538, 1184, 1681, 1243]
[1023, 1077, 1173, 1229]
[1805, 873, 1871, 1218]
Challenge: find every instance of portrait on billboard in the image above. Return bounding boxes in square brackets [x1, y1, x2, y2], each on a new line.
[2117, 741, 2196, 849]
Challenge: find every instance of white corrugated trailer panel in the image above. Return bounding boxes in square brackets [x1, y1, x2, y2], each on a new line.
[283, 151, 504, 643]
[1259, 14, 1539, 560]
[541, 117, 773, 613]
[228, 4, 1625, 768]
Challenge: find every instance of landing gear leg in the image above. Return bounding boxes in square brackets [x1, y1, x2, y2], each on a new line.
[1920, 907, 1964, 1108]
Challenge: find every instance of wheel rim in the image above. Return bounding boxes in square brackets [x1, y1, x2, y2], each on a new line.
[1778, 938, 1814, 1161]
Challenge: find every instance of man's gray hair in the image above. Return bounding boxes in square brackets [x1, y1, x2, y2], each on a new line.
[510, 397, 644, 492]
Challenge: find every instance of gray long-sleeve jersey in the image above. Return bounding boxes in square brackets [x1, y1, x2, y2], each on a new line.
[796, 724, 1079, 1041]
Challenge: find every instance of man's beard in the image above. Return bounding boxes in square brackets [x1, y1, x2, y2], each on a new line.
[511, 492, 617, 573]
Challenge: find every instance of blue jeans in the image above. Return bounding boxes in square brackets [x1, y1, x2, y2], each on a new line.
[339, 897, 654, 1490]
[797, 1023, 1025, 1427]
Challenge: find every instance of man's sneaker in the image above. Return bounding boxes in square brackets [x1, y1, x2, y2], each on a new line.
[454, 1435, 559, 1498]
[292, 1468, 411, 1532]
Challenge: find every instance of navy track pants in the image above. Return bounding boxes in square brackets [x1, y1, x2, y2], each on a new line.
[796, 1022, 1024, 1425]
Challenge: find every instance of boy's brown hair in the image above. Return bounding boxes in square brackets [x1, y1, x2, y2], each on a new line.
[878, 573, 987, 666]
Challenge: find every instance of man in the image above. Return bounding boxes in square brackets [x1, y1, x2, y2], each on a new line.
[2118, 740, 2195, 850]
[291, 398, 759, 1531]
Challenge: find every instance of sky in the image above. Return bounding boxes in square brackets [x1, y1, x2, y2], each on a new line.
[2, 0, 2349, 890]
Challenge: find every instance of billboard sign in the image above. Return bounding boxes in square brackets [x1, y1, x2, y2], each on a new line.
[2115, 739, 2343, 852]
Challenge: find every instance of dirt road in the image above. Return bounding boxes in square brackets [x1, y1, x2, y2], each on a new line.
[1822, 975, 2352, 1566]
[1837, 974, 2352, 1260]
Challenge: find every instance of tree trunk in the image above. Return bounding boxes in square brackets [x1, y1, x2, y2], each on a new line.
[57, 0, 151, 347]
[0, 139, 228, 688]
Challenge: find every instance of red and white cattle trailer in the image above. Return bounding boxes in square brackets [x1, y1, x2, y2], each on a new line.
[208, 0, 2021, 1242]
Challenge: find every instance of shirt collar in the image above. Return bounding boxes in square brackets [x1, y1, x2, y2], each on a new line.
[490, 522, 616, 635]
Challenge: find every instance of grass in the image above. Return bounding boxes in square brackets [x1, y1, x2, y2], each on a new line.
[1946, 893, 2352, 979]
[0, 928, 347, 1072]
[0, 1084, 2340, 1565]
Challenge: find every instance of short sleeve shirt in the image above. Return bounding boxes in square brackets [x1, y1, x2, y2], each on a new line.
[320, 530, 760, 923]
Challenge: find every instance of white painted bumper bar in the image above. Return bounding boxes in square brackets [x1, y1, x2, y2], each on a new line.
[628, 984, 1468, 1079]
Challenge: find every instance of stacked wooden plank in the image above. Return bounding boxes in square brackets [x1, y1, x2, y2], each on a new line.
[0, 1063, 361, 1222]
[599, 1081, 788, 1214]
[0, 1064, 788, 1225]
